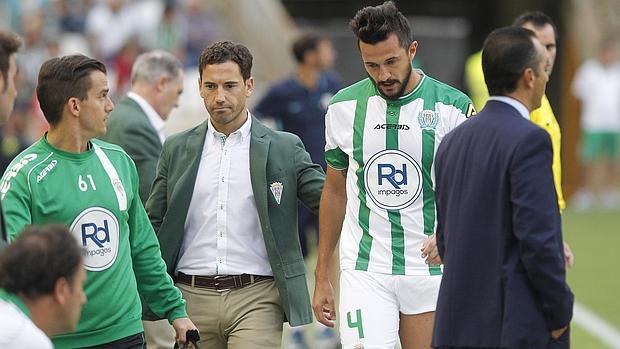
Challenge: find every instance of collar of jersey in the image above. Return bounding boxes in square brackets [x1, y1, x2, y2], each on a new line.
[375, 70, 426, 107]
[41, 133, 95, 161]
[0, 289, 31, 319]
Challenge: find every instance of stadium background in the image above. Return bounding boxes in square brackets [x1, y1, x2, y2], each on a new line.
[1, 0, 619, 348]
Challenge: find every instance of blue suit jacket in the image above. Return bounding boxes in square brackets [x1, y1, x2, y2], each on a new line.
[432, 100, 573, 349]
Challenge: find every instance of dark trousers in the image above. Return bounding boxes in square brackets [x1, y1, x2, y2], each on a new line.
[82, 332, 146, 349]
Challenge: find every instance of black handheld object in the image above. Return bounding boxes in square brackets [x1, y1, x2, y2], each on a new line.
[172, 329, 200, 349]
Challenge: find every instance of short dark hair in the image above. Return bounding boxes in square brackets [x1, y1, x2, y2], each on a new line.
[349, 0, 412, 49]
[36, 54, 107, 125]
[0, 225, 83, 299]
[198, 41, 253, 81]
[482, 26, 540, 96]
[0, 31, 22, 92]
[513, 11, 558, 39]
[292, 33, 327, 63]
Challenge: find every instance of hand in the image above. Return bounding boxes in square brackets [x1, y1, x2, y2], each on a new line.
[551, 326, 568, 339]
[312, 276, 336, 327]
[172, 317, 199, 347]
[563, 241, 574, 268]
[421, 233, 442, 265]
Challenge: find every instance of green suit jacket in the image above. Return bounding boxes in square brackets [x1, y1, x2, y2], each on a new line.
[145, 116, 325, 326]
[102, 96, 162, 204]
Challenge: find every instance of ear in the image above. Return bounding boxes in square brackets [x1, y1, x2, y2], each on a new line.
[198, 76, 204, 98]
[67, 97, 81, 117]
[408, 41, 418, 61]
[245, 76, 254, 97]
[523, 67, 536, 89]
[53, 277, 70, 305]
[155, 76, 168, 93]
[0, 72, 5, 92]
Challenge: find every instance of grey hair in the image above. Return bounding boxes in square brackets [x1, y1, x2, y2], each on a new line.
[131, 50, 182, 85]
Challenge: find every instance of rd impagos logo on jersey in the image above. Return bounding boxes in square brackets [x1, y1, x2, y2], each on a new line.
[70, 207, 120, 271]
[364, 150, 422, 210]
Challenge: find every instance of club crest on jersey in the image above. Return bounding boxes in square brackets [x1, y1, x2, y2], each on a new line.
[70, 207, 120, 272]
[270, 181, 283, 205]
[417, 109, 439, 130]
[364, 149, 423, 210]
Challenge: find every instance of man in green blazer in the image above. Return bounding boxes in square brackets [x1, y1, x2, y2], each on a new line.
[102, 50, 184, 204]
[102, 50, 184, 348]
[146, 41, 325, 348]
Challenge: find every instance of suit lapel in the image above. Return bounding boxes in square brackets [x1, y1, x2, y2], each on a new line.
[250, 117, 270, 229]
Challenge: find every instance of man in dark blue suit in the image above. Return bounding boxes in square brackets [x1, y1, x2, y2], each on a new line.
[432, 27, 573, 349]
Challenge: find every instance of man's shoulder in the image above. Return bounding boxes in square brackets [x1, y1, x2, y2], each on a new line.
[107, 97, 148, 127]
[1, 141, 47, 181]
[0, 301, 53, 349]
[330, 78, 376, 105]
[163, 122, 206, 149]
[91, 139, 135, 163]
[422, 75, 472, 105]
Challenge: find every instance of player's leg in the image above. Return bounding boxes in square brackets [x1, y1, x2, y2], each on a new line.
[339, 269, 399, 349]
[398, 311, 434, 349]
[397, 275, 442, 349]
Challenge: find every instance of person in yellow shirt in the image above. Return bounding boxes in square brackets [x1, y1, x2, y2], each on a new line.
[465, 11, 573, 266]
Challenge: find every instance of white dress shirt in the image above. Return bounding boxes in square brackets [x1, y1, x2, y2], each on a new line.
[488, 96, 530, 120]
[176, 112, 272, 276]
[127, 91, 166, 144]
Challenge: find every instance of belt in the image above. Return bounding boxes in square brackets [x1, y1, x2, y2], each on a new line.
[176, 272, 273, 292]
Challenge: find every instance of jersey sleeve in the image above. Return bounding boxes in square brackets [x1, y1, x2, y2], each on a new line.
[0, 157, 35, 240]
[125, 160, 187, 323]
[324, 104, 349, 170]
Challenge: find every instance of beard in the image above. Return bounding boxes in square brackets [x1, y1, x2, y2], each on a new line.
[370, 63, 413, 100]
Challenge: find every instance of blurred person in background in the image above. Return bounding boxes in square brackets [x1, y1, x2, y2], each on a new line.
[182, 0, 220, 67]
[0, 53, 197, 348]
[313, 2, 475, 348]
[103, 49, 184, 349]
[0, 225, 87, 348]
[254, 32, 341, 349]
[571, 39, 620, 210]
[85, 0, 136, 63]
[465, 11, 573, 266]
[0, 30, 22, 248]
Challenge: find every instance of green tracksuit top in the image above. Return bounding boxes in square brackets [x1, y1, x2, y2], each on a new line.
[0, 136, 187, 348]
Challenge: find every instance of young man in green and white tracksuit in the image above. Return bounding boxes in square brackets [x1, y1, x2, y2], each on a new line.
[313, 2, 475, 349]
[0, 55, 197, 348]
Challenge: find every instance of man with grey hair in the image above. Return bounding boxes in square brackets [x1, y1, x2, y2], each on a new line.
[102, 49, 184, 348]
[103, 49, 184, 203]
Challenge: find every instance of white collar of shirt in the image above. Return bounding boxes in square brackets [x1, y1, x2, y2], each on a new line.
[127, 91, 166, 143]
[488, 96, 530, 120]
[207, 110, 252, 146]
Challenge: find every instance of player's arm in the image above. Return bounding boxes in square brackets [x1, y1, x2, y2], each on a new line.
[126, 159, 198, 346]
[313, 165, 346, 327]
[0, 161, 34, 240]
[294, 136, 325, 213]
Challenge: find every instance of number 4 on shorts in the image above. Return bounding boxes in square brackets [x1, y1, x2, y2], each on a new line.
[347, 309, 365, 339]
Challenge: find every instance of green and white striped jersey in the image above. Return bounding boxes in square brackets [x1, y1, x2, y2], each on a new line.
[325, 72, 475, 276]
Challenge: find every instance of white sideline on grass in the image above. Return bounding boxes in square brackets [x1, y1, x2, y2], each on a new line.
[573, 300, 620, 349]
